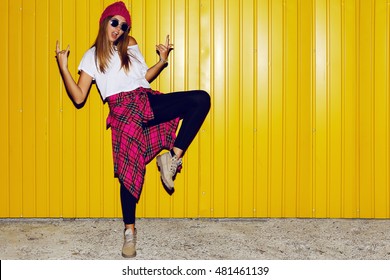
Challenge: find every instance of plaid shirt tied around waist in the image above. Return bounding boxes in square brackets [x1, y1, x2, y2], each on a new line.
[106, 87, 179, 200]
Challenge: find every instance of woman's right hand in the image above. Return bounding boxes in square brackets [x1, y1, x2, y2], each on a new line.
[55, 40, 70, 70]
[54, 40, 92, 105]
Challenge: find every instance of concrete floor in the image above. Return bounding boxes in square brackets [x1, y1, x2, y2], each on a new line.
[1, 218, 390, 260]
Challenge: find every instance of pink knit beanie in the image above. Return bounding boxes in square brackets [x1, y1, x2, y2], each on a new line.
[99, 1, 131, 26]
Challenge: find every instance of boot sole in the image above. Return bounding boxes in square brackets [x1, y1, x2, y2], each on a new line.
[122, 251, 137, 258]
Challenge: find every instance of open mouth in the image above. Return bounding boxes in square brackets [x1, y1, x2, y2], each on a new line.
[112, 31, 120, 40]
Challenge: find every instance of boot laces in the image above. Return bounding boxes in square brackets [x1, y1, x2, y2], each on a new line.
[169, 156, 182, 175]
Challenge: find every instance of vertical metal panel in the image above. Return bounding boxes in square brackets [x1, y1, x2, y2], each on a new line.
[0, 0, 389, 218]
[284, 0, 298, 217]
[48, 0, 61, 218]
[296, 0, 314, 217]
[255, 0, 270, 217]
[8, 0, 23, 217]
[22, 0, 37, 217]
[373, 0, 389, 218]
[35, 0, 50, 217]
[0, 0, 10, 217]
[359, 0, 375, 217]
[343, 0, 358, 218]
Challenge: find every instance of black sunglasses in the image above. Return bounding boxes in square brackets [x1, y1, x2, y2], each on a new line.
[109, 18, 129, 32]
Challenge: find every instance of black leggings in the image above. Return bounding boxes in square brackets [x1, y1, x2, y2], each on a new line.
[147, 90, 210, 151]
[121, 181, 137, 224]
[121, 90, 210, 225]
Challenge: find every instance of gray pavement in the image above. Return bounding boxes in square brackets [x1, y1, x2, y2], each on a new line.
[1, 218, 390, 260]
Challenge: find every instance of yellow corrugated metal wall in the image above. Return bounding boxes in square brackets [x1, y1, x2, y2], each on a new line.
[0, 0, 389, 219]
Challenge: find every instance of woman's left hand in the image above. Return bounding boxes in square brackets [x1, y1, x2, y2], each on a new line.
[156, 35, 174, 63]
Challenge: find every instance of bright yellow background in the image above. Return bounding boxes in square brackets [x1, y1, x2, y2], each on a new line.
[0, 0, 389, 218]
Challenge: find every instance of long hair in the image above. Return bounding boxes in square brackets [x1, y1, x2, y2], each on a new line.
[93, 17, 131, 73]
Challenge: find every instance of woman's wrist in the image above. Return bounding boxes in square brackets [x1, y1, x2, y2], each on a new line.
[159, 57, 168, 65]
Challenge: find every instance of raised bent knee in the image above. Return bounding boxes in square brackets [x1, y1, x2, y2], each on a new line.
[197, 90, 211, 110]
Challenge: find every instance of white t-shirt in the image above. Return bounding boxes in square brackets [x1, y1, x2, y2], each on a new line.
[78, 45, 151, 100]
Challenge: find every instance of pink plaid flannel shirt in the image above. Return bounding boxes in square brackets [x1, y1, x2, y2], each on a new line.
[106, 87, 179, 200]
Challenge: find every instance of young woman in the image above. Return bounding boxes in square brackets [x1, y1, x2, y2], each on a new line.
[55, 1, 210, 258]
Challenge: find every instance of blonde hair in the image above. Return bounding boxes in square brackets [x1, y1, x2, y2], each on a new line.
[93, 17, 131, 73]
